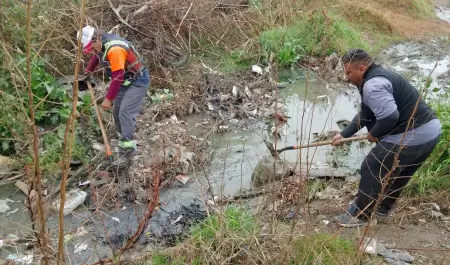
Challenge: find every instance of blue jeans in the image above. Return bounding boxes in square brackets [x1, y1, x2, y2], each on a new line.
[113, 69, 150, 141]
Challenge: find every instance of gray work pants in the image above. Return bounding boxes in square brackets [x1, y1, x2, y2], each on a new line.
[113, 70, 150, 140]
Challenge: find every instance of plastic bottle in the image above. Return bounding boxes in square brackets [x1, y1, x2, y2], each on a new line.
[52, 189, 87, 216]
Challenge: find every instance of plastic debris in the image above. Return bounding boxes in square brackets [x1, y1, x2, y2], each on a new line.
[52, 189, 87, 216]
[7, 254, 33, 264]
[251, 65, 263, 75]
[171, 215, 183, 225]
[74, 242, 88, 254]
[0, 199, 10, 213]
[6, 208, 19, 216]
[175, 174, 190, 185]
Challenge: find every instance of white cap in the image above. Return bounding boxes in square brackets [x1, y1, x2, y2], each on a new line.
[77, 25, 95, 48]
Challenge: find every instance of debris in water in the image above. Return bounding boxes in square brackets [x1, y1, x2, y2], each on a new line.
[175, 175, 190, 185]
[7, 254, 34, 264]
[0, 199, 10, 213]
[52, 189, 87, 216]
[111, 217, 120, 223]
[74, 242, 89, 254]
[6, 208, 18, 216]
[171, 215, 183, 225]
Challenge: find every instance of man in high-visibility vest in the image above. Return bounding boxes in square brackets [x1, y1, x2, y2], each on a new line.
[78, 25, 150, 166]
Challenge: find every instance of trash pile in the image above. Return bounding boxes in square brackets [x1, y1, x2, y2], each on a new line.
[200, 63, 287, 131]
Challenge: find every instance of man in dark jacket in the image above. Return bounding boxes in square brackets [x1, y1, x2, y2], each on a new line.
[77, 25, 151, 166]
[332, 49, 441, 227]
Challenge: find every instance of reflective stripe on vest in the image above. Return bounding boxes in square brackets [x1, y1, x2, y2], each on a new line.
[102, 40, 130, 61]
[102, 40, 144, 74]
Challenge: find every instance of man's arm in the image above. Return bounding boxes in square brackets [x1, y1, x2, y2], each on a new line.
[363, 77, 399, 140]
[104, 47, 126, 101]
[85, 55, 100, 74]
[340, 112, 369, 138]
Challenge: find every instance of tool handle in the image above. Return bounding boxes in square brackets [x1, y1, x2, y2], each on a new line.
[87, 82, 113, 157]
[278, 135, 367, 152]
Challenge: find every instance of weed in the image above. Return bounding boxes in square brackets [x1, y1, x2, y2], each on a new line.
[260, 10, 369, 66]
[409, 101, 450, 196]
[289, 234, 358, 264]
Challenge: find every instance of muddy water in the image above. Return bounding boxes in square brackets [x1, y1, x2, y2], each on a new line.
[207, 73, 373, 197]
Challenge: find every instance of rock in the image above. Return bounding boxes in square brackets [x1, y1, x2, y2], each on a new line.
[251, 156, 292, 187]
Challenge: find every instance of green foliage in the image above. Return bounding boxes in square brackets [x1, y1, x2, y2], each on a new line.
[260, 10, 369, 66]
[190, 205, 256, 245]
[410, 101, 450, 196]
[289, 234, 357, 264]
[0, 54, 74, 154]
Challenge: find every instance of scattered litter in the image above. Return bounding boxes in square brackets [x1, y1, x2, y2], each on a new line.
[170, 115, 179, 123]
[441, 216, 450, 221]
[220, 94, 231, 101]
[92, 142, 105, 152]
[52, 189, 87, 216]
[403, 57, 409, 62]
[0, 199, 10, 213]
[360, 237, 380, 255]
[232, 85, 239, 98]
[429, 210, 443, 219]
[171, 215, 183, 225]
[207, 102, 214, 111]
[7, 254, 34, 264]
[229, 119, 240, 125]
[321, 220, 330, 225]
[74, 242, 88, 254]
[418, 219, 426, 224]
[251, 65, 263, 75]
[79, 180, 90, 187]
[175, 174, 190, 185]
[0, 240, 3, 248]
[111, 217, 120, 223]
[421, 202, 440, 212]
[245, 86, 251, 98]
[361, 237, 414, 265]
[277, 82, 288, 88]
[6, 208, 19, 216]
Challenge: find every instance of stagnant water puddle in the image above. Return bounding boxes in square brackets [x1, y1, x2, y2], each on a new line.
[206, 72, 373, 197]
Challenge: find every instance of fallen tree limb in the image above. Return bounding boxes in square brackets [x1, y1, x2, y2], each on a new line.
[107, 0, 152, 38]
